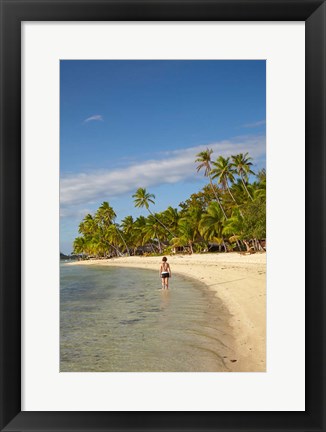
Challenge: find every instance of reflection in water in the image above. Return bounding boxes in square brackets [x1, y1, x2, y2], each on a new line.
[160, 289, 170, 310]
[60, 264, 234, 372]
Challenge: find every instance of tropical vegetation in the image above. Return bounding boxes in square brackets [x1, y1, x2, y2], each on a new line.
[73, 151, 266, 257]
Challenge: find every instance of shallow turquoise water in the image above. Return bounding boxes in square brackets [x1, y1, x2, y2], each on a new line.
[60, 264, 234, 372]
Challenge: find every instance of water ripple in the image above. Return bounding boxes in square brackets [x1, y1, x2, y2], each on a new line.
[60, 264, 234, 372]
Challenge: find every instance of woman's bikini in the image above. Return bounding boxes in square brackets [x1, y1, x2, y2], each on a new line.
[161, 262, 170, 278]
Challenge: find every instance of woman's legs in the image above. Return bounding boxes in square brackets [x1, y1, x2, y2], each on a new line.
[162, 276, 168, 289]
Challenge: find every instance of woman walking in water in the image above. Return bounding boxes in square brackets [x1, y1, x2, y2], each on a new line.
[160, 256, 171, 289]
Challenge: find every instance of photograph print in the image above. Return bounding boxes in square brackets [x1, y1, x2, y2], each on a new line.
[60, 60, 266, 372]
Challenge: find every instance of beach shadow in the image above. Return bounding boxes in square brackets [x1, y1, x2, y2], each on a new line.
[208, 277, 247, 287]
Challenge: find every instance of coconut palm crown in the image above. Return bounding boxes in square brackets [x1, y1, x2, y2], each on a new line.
[231, 153, 255, 200]
[132, 187, 174, 237]
[195, 148, 227, 218]
[195, 148, 214, 176]
[211, 156, 237, 203]
[132, 187, 156, 210]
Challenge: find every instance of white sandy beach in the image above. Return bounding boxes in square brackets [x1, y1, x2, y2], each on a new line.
[69, 252, 266, 372]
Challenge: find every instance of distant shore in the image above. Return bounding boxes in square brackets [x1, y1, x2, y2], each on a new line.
[68, 252, 266, 372]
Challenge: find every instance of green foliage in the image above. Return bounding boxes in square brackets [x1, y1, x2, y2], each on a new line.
[241, 198, 266, 239]
[132, 188, 155, 210]
[179, 187, 214, 214]
[73, 152, 266, 256]
[199, 202, 224, 241]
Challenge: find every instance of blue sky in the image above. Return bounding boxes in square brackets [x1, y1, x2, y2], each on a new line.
[60, 60, 266, 254]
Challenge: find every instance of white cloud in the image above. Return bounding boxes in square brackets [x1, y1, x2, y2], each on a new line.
[60, 206, 93, 219]
[84, 114, 103, 123]
[243, 120, 266, 128]
[60, 135, 265, 215]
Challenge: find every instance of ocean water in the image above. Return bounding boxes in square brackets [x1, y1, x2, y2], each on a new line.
[60, 264, 235, 372]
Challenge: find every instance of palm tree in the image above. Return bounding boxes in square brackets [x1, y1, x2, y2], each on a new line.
[256, 168, 266, 184]
[172, 219, 196, 254]
[199, 202, 227, 252]
[73, 236, 87, 255]
[121, 215, 134, 235]
[172, 205, 203, 254]
[195, 148, 227, 218]
[94, 202, 131, 255]
[223, 208, 245, 250]
[211, 156, 238, 204]
[210, 156, 245, 246]
[252, 169, 266, 201]
[142, 214, 166, 253]
[231, 153, 255, 201]
[94, 201, 116, 227]
[253, 185, 266, 201]
[161, 206, 180, 233]
[78, 214, 97, 236]
[104, 225, 124, 256]
[132, 187, 174, 237]
[184, 206, 203, 240]
[132, 216, 147, 254]
[73, 151, 265, 257]
[132, 187, 155, 210]
[230, 179, 249, 203]
[89, 232, 109, 257]
[113, 223, 130, 256]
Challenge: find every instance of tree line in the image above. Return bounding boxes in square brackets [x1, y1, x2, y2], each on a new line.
[73, 151, 266, 257]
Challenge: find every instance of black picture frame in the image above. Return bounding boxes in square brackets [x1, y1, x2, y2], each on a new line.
[0, 1, 325, 431]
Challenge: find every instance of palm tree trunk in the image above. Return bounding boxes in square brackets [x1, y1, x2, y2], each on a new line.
[258, 239, 266, 251]
[235, 238, 241, 251]
[148, 209, 174, 237]
[243, 240, 250, 252]
[188, 241, 193, 254]
[105, 240, 122, 257]
[116, 227, 130, 256]
[226, 181, 245, 219]
[209, 176, 228, 219]
[240, 174, 254, 201]
[226, 181, 238, 204]
[156, 234, 162, 253]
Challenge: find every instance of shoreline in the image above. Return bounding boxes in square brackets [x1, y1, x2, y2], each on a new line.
[67, 252, 266, 372]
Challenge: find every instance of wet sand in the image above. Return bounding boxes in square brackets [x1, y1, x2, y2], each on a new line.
[68, 252, 266, 372]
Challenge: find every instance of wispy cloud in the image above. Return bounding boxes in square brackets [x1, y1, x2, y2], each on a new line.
[243, 120, 266, 128]
[60, 135, 265, 216]
[60, 206, 93, 219]
[84, 114, 103, 123]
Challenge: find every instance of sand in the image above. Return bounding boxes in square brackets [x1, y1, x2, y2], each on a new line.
[69, 252, 266, 372]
